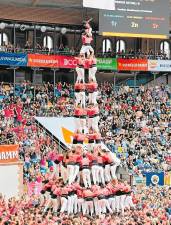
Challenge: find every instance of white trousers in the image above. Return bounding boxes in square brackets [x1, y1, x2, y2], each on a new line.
[75, 91, 85, 108]
[76, 67, 85, 83]
[68, 194, 78, 215]
[44, 196, 52, 211]
[88, 92, 98, 105]
[104, 164, 112, 182]
[92, 165, 105, 185]
[67, 164, 80, 185]
[124, 195, 135, 209]
[54, 163, 60, 178]
[93, 197, 99, 215]
[108, 197, 116, 211]
[83, 200, 94, 216]
[82, 168, 91, 188]
[88, 116, 99, 132]
[115, 196, 120, 212]
[89, 67, 97, 82]
[75, 118, 86, 133]
[120, 195, 126, 214]
[52, 197, 60, 212]
[110, 163, 118, 179]
[98, 199, 113, 215]
[98, 166, 105, 185]
[77, 198, 84, 213]
[91, 165, 99, 185]
[61, 164, 68, 184]
[80, 45, 94, 56]
[60, 197, 68, 213]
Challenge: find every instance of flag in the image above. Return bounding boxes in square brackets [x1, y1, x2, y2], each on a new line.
[164, 172, 171, 186]
[146, 172, 164, 186]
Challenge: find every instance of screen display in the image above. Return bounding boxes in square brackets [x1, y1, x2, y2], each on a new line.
[99, 0, 170, 39]
[83, 0, 116, 10]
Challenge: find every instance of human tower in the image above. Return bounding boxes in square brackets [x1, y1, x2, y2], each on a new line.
[41, 19, 134, 216]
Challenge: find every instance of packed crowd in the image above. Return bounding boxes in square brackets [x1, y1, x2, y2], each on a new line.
[0, 41, 76, 55]
[0, 39, 169, 60]
[0, 81, 171, 175]
[0, 186, 171, 224]
[100, 49, 169, 60]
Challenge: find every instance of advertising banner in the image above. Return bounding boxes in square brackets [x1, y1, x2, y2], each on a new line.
[0, 53, 27, 67]
[0, 163, 23, 199]
[28, 54, 60, 68]
[97, 58, 117, 70]
[0, 145, 19, 163]
[118, 59, 148, 71]
[148, 60, 171, 72]
[59, 55, 77, 69]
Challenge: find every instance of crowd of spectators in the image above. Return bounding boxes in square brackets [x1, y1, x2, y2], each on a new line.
[0, 186, 171, 224]
[98, 83, 171, 175]
[100, 49, 169, 60]
[0, 81, 171, 224]
[0, 41, 76, 56]
[0, 81, 171, 175]
[0, 40, 169, 60]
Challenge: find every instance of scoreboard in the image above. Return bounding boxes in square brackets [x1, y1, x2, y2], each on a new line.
[83, 0, 170, 39]
[98, 0, 170, 39]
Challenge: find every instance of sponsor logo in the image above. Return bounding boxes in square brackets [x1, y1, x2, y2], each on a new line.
[64, 58, 77, 66]
[151, 175, 159, 185]
[149, 60, 158, 69]
[0, 151, 18, 160]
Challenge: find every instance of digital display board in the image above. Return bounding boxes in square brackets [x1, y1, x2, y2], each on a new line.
[99, 0, 170, 39]
[83, 0, 116, 10]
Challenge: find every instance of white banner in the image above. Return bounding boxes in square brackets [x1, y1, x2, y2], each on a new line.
[83, 0, 115, 10]
[148, 60, 171, 72]
[35, 117, 109, 151]
[0, 163, 23, 199]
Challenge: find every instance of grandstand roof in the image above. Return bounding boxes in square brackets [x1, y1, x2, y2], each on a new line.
[0, 0, 170, 29]
[0, 0, 98, 27]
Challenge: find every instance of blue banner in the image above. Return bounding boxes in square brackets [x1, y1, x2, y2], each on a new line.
[0, 52, 27, 67]
[145, 172, 164, 186]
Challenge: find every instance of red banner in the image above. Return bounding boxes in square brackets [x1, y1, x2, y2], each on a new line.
[118, 59, 148, 71]
[27, 54, 77, 69]
[0, 145, 19, 163]
[28, 54, 60, 68]
[59, 55, 77, 69]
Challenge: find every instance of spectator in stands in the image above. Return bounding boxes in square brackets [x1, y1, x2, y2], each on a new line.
[25, 41, 32, 50]
[0, 41, 7, 52]
[6, 42, 14, 52]
[69, 46, 75, 55]
[36, 43, 42, 52]
[64, 45, 70, 54]
[58, 43, 64, 52]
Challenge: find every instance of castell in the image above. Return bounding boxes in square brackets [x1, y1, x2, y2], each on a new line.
[40, 18, 134, 216]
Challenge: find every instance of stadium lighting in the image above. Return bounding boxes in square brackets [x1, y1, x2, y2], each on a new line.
[40, 26, 46, 33]
[61, 27, 67, 34]
[0, 22, 6, 30]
